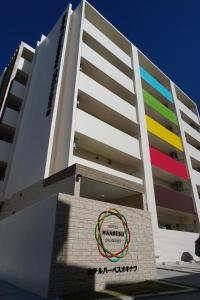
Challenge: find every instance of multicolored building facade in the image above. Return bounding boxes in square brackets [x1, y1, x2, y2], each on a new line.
[0, 0, 200, 297]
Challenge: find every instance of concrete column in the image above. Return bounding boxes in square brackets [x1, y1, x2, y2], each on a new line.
[131, 45, 159, 256]
[142, 194, 148, 211]
[171, 81, 200, 232]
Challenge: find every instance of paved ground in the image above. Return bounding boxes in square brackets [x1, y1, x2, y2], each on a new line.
[157, 262, 200, 288]
[138, 290, 200, 300]
[99, 263, 200, 300]
[1, 262, 200, 299]
[138, 262, 200, 300]
[0, 281, 44, 300]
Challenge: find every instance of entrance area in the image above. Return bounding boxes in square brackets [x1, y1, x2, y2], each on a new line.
[80, 177, 144, 209]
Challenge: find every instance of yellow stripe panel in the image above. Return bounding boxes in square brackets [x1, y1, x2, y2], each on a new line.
[146, 115, 184, 151]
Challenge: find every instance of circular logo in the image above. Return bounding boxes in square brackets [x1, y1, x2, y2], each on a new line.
[95, 208, 131, 262]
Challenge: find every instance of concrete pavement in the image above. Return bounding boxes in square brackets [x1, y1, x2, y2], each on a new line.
[0, 281, 44, 300]
[157, 262, 200, 288]
[1, 262, 200, 299]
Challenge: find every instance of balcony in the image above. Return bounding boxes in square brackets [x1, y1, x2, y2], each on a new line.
[85, 2, 131, 57]
[182, 120, 200, 144]
[9, 80, 25, 100]
[81, 43, 134, 97]
[146, 115, 183, 152]
[75, 109, 141, 165]
[191, 169, 200, 186]
[177, 99, 199, 126]
[2, 108, 19, 128]
[150, 146, 189, 182]
[0, 140, 11, 162]
[186, 143, 200, 163]
[140, 67, 173, 104]
[18, 57, 31, 75]
[83, 19, 132, 72]
[73, 155, 143, 185]
[14, 57, 32, 86]
[78, 72, 138, 136]
[21, 45, 35, 63]
[185, 132, 200, 152]
[175, 85, 198, 114]
[143, 89, 178, 128]
[154, 184, 195, 215]
[0, 123, 15, 143]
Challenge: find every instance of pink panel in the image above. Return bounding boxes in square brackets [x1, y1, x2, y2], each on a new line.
[150, 146, 189, 181]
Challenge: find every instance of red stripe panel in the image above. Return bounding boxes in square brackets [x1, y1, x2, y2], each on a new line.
[150, 146, 189, 180]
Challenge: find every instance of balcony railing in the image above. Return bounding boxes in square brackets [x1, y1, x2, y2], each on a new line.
[74, 108, 141, 175]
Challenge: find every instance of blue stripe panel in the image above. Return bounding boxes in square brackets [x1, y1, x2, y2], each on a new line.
[140, 67, 174, 103]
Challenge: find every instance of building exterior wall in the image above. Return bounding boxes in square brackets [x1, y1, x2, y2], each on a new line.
[0, 195, 57, 298]
[171, 82, 200, 229]
[0, 42, 34, 198]
[3, 8, 73, 199]
[156, 229, 199, 263]
[0, 0, 200, 266]
[48, 193, 156, 297]
[131, 45, 159, 254]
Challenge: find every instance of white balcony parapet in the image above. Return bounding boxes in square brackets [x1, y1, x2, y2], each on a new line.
[182, 120, 200, 143]
[186, 143, 200, 163]
[75, 108, 141, 159]
[73, 156, 143, 185]
[18, 57, 31, 75]
[2, 108, 19, 128]
[191, 169, 200, 186]
[81, 43, 134, 93]
[177, 99, 199, 125]
[84, 19, 132, 68]
[9, 80, 25, 100]
[0, 140, 11, 162]
[79, 72, 137, 123]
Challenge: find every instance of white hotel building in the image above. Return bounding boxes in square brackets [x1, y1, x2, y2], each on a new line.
[0, 1, 200, 297]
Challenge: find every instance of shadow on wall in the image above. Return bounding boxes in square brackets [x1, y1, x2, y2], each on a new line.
[181, 252, 194, 262]
[47, 200, 111, 299]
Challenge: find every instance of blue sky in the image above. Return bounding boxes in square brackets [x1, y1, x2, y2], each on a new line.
[1, 0, 200, 109]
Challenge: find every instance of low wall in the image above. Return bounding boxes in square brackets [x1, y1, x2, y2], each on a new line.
[156, 229, 199, 263]
[0, 192, 157, 299]
[0, 195, 57, 298]
[48, 193, 157, 297]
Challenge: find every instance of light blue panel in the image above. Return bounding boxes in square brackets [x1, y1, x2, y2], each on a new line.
[140, 67, 174, 103]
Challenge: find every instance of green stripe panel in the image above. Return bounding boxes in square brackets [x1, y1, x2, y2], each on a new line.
[143, 89, 178, 125]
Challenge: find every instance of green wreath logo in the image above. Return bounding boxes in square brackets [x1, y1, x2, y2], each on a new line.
[95, 208, 131, 262]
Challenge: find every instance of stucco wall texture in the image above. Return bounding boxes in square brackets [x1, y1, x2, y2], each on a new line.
[48, 193, 157, 297]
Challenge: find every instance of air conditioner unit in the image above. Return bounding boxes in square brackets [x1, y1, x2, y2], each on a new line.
[174, 181, 184, 192]
[170, 152, 178, 159]
[166, 126, 173, 132]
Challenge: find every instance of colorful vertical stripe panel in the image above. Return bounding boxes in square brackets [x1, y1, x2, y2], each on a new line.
[146, 115, 183, 151]
[143, 89, 178, 125]
[140, 67, 173, 103]
[150, 146, 189, 180]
